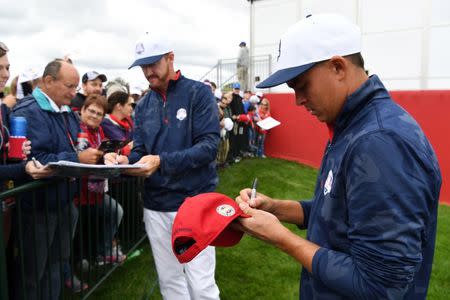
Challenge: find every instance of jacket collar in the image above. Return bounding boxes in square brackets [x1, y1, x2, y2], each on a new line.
[333, 75, 389, 137]
[32, 87, 71, 113]
[105, 114, 133, 130]
[153, 70, 182, 100]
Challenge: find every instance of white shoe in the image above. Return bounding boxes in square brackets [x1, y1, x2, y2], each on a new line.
[112, 245, 124, 256]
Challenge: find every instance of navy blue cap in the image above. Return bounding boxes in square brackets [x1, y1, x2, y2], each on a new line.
[256, 62, 316, 88]
[128, 53, 166, 69]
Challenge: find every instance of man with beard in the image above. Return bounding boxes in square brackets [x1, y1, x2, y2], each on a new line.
[104, 34, 220, 300]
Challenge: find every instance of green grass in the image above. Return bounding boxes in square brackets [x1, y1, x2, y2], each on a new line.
[427, 204, 450, 300]
[91, 158, 450, 300]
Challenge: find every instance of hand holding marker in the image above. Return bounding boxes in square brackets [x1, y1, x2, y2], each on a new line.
[250, 178, 258, 202]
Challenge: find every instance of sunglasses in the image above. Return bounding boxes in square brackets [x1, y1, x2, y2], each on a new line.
[0, 42, 9, 52]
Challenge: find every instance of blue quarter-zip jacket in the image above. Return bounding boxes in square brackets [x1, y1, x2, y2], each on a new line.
[12, 89, 80, 210]
[129, 74, 220, 211]
[299, 75, 441, 299]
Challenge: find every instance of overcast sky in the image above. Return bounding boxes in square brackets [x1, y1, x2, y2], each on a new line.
[1, 0, 250, 89]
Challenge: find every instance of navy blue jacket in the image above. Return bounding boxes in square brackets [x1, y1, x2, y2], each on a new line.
[12, 88, 80, 210]
[129, 74, 220, 211]
[299, 75, 441, 299]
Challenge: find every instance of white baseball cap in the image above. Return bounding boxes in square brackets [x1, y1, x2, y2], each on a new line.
[214, 89, 222, 99]
[18, 67, 42, 84]
[82, 71, 107, 83]
[129, 33, 174, 69]
[223, 118, 234, 131]
[249, 95, 260, 104]
[130, 84, 144, 95]
[257, 13, 362, 88]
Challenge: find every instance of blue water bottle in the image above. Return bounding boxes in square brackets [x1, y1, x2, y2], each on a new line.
[8, 116, 27, 160]
[10, 116, 27, 136]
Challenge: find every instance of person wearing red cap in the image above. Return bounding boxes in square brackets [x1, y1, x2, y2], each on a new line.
[235, 13, 440, 300]
[104, 34, 221, 299]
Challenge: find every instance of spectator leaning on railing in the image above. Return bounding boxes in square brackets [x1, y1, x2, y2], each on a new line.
[1, 41, 52, 240]
[12, 59, 104, 300]
[77, 94, 126, 264]
[1, 43, 53, 299]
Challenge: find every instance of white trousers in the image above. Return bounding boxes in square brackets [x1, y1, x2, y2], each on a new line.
[143, 208, 220, 300]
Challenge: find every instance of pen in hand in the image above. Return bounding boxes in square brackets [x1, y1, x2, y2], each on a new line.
[115, 149, 121, 165]
[32, 157, 40, 169]
[250, 177, 258, 202]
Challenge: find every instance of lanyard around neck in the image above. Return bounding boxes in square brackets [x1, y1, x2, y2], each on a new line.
[62, 113, 77, 152]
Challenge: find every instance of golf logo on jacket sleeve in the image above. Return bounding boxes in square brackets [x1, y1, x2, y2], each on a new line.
[324, 170, 333, 196]
[172, 192, 249, 263]
[176, 108, 187, 121]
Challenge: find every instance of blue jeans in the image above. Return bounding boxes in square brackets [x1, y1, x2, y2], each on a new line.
[89, 195, 123, 256]
[248, 127, 257, 155]
[256, 133, 266, 157]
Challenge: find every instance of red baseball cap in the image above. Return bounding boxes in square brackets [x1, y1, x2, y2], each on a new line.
[172, 192, 249, 263]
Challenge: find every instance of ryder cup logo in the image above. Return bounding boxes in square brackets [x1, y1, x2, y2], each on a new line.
[135, 43, 145, 55]
[324, 170, 333, 196]
[176, 108, 187, 121]
[216, 205, 236, 217]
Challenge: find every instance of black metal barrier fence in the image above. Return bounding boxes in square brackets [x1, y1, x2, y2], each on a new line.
[0, 176, 147, 299]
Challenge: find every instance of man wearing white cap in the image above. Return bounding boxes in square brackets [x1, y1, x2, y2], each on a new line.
[16, 67, 42, 100]
[236, 14, 441, 299]
[104, 34, 220, 299]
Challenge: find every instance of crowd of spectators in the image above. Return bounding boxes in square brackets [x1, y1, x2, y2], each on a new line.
[0, 39, 273, 298]
[206, 79, 272, 168]
[0, 42, 147, 298]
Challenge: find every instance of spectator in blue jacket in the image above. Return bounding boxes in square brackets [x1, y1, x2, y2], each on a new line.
[1, 43, 54, 299]
[235, 14, 441, 300]
[105, 34, 220, 299]
[12, 59, 104, 300]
